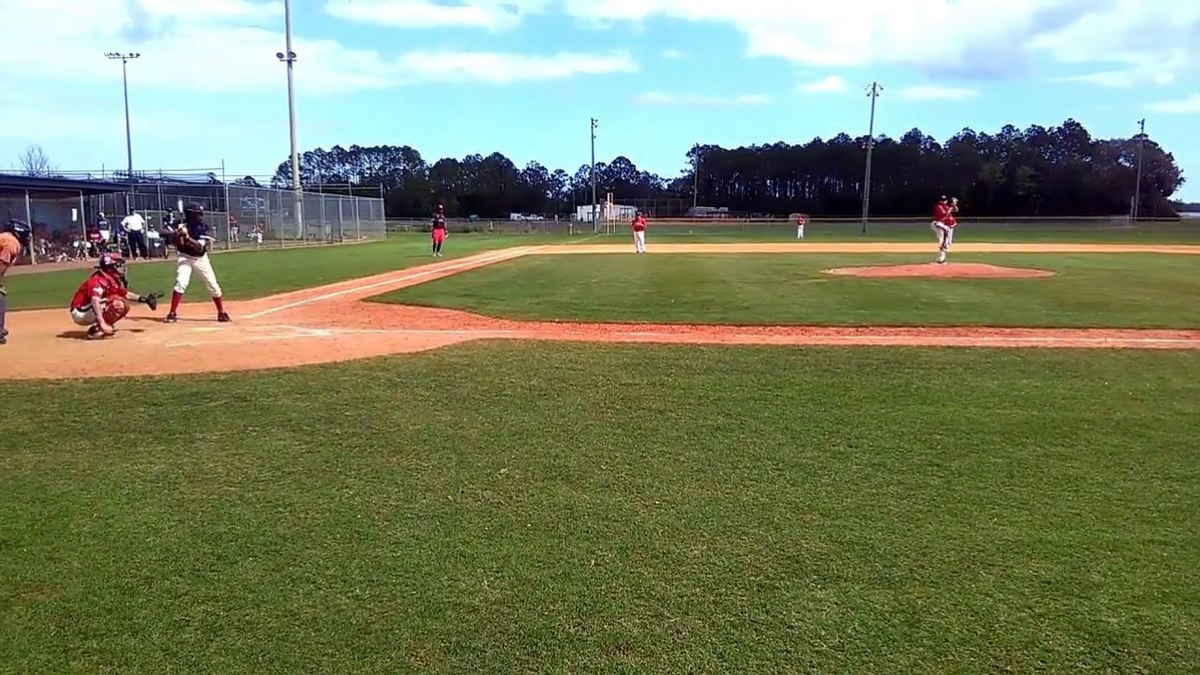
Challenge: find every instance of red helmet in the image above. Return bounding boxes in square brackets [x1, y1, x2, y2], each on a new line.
[96, 253, 125, 271]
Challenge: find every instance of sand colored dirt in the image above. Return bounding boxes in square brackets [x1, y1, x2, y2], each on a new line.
[824, 262, 1056, 278]
[4, 243, 1199, 380]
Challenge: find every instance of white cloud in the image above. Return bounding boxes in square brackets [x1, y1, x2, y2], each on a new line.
[397, 50, 636, 83]
[0, 0, 633, 96]
[1054, 69, 1174, 88]
[662, 49, 685, 59]
[632, 92, 770, 107]
[1145, 94, 1200, 113]
[797, 75, 847, 93]
[323, 0, 549, 31]
[557, 0, 1200, 83]
[894, 85, 978, 102]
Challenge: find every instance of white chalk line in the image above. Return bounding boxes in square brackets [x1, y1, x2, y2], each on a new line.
[241, 247, 537, 320]
[164, 322, 1200, 348]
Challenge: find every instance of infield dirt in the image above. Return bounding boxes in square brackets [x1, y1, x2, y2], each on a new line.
[5, 243, 1199, 380]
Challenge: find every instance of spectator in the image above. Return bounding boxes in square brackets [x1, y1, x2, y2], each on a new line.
[228, 215, 240, 245]
[122, 210, 149, 259]
[97, 213, 110, 252]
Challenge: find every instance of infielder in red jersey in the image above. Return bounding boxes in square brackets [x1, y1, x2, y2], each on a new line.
[68, 254, 161, 339]
[931, 196, 959, 264]
[631, 211, 647, 253]
[430, 204, 447, 257]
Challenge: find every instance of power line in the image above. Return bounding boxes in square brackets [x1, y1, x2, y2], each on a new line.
[590, 117, 598, 231]
[861, 82, 882, 234]
[104, 51, 140, 212]
[1131, 118, 1146, 222]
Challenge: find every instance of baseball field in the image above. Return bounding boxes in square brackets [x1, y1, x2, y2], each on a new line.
[2, 221, 1198, 673]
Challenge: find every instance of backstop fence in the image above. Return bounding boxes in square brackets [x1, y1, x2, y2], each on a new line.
[2, 183, 386, 264]
[91, 184, 387, 247]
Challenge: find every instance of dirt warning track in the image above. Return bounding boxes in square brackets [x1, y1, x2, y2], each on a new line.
[5, 242, 1199, 380]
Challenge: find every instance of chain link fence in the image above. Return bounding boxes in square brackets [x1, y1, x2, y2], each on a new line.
[87, 184, 386, 249]
[5, 182, 386, 266]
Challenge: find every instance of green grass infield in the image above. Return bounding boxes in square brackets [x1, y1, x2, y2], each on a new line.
[374, 252, 1200, 329]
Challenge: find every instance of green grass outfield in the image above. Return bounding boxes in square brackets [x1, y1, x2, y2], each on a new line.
[2, 234, 551, 311]
[6, 223, 1195, 311]
[607, 219, 1200, 243]
[2, 344, 1198, 673]
[376, 252, 1200, 329]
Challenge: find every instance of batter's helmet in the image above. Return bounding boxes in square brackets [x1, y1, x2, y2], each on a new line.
[183, 202, 204, 224]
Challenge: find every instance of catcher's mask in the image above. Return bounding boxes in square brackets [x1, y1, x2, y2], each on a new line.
[96, 253, 127, 283]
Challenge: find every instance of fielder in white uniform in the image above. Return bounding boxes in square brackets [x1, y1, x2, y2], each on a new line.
[164, 202, 230, 323]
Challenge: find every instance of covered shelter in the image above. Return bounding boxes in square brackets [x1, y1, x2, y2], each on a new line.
[0, 175, 126, 265]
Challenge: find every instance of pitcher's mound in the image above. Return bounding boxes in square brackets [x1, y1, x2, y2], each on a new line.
[823, 263, 1055, 279]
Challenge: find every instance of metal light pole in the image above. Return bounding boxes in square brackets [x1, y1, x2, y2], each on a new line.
[1131, 118, 1146, 222]
[590, 117, 598, 232]
[861, 82, 882, 234]
[105, 52, 140, 213]
[277, 0, 303, 237]
[692, 146, 700, 211]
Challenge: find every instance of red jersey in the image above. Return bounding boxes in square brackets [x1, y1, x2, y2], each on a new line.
[631, 215, 647, 232]
[943, 206, 958, 227]
[70, 271, 124, 311]
[933, 203, 950, 222]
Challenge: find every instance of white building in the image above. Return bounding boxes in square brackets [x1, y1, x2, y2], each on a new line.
[574, 203, 637, 222]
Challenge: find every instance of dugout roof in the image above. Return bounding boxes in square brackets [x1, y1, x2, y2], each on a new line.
[0, 175, 126, 199]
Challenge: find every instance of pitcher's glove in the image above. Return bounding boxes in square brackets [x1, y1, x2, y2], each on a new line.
[137, 292, 163, 311]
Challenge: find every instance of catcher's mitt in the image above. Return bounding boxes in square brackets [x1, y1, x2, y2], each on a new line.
[138, 292, 163, 311]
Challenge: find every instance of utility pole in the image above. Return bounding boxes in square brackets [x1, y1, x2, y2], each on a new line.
[1131, 118, 1146, 222]
[590, 117, 598, 232]
[105, 52, 140, 213]
[692, 146, 700, 211]
[861, 82, 882, 234]
[276, 0, 303, 237]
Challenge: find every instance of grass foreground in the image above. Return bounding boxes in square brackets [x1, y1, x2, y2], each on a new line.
[376, 252, 1200, 328]
[2, 344, 1198, 673]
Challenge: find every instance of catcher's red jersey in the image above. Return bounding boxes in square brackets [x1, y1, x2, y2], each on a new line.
[70, 271, 123, 311]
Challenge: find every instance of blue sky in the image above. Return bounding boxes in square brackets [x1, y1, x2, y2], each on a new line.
[1, 0, 1197, 200]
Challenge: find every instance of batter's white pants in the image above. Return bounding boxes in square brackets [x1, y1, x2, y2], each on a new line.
[174, 253, 223, 297]
[633, 230, 646, 253]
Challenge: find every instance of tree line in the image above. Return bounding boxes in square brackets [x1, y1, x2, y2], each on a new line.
[18, 121, 1187, 219]
[266, 118, 1184, 219]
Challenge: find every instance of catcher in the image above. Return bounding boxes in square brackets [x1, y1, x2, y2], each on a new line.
[68, 253, 162, 340]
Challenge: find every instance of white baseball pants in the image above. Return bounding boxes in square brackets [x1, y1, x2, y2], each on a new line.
[174, 253, 223, 296]
[70, 306, 97, 326]
[633, 230, 646, 253]
[932, 222, 954, 251]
